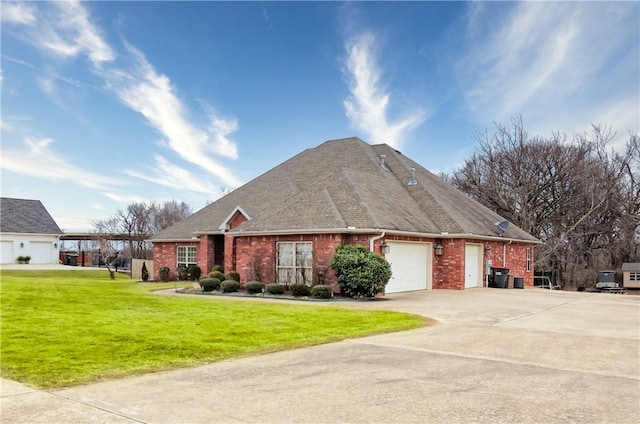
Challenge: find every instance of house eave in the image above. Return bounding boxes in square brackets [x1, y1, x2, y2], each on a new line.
[223, 227, 540, 243]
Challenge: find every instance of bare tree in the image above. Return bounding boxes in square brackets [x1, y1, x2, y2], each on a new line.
[451, 117, 639, 287]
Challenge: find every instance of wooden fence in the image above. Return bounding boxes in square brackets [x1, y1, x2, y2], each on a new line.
[131, 258, 154, 281]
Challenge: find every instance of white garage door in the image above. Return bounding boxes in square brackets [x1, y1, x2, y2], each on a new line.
[385, 242, 431, 293]
[464, 244, 483, 288]
[1, 241, 14, 264]
[30, 241, 53, 264]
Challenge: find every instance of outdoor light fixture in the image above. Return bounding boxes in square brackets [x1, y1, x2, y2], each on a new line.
[54, 243, 58, 249]
[435, 244, 443, 256]
[20, 242, 24, 248]
[381, 240, 390, 254]
[485, 244, 492, 255]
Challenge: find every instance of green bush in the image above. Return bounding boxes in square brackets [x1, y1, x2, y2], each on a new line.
[245, 281, 265, 294]
[311, 285, 333, 299]
[330, 244, 391, 298]
[211, 265, 224, 273]
[225, 270, 240, 282]
[290, 283, 311, 297]
[266, 283, 285, 295]
[221, 280, 240, 293]
[199, 278, 221, 292]
[208, 270, 225, 281]
[188, 265, 202, 281]
[177, 264, 188, 281]
[159, 266, 171, 282]
[141, 262, 149, 282]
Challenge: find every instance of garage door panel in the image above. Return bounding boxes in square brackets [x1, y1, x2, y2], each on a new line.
[30, 241, 52, 264]
[1, 241, 14, 264]
[385, 242, 430, 293]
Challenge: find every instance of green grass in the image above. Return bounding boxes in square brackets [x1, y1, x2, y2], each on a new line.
[1, 270, 427, 389]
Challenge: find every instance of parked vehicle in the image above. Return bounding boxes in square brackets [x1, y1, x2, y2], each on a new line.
[595, 270, 617, 289]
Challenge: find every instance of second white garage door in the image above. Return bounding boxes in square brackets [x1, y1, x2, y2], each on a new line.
[385, 242, 431, 293]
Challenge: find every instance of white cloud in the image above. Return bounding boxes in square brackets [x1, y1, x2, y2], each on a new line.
[1, 2, 37, 25]
[343, 32, 428, 149]
[102, 192, 147, 204]
[124, 154, 220, 196]
[1, 136, 123, 190]
[3, 1, 242, 191]
[458, 2, 639, 145]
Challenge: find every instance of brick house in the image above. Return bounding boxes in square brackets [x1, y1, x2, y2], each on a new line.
[152, 137, 538, 291]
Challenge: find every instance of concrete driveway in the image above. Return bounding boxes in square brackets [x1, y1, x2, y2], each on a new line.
[2, 288, 639, 423]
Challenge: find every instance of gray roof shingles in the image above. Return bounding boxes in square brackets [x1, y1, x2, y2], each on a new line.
[1, 198, 63, 235]
[153, 137, 538, 242]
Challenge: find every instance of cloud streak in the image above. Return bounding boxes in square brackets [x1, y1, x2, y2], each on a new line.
[343, 32, 427, 149]
[1, 136, 123, 190]
[458, 2, 639, 143]
[1, 0, 242, 192]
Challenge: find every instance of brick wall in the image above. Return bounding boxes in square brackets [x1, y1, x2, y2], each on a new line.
[156, 233, 535, 289]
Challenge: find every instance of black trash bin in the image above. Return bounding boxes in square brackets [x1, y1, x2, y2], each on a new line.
[513, 276, 524, 289]
[68, 254, 78, 266]
[490, 267, 509, 288]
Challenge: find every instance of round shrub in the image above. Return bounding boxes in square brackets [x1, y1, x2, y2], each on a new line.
[330, 244, 391, 298]
[266, 283, 285, 295]
[159, 266, 171, 282]
[188, 265, 202, 281]
[221, 279, 240, 293]
[199, 278, 221, 292]
[311, 285, 333, 299]
[225, 270, 240, 282]
[245, 281, 265, 294]
[211, 265, 224, 273]
[290, 283, 311, 297]
[208, 270, 225, 281]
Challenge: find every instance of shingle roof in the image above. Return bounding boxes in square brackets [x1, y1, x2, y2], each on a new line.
[1, 198, 63, 235]
[621, 263, 640, 271]
[153, 137, 538, 242]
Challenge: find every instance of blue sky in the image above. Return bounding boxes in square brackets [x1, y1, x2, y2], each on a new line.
[1, 1, 638, 232]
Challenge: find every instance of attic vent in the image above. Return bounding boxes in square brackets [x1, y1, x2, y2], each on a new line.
[380, 155, 389, 170]
[408, 168, 418, 186]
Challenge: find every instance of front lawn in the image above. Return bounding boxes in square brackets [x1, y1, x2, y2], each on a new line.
[0, 270, 427, 389]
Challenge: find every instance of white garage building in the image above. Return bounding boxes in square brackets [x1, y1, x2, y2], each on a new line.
[1, 198, 62, 265]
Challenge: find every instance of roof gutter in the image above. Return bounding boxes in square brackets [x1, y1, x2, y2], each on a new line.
[369, 231, 385, 252]
[205, 227, 539, 244]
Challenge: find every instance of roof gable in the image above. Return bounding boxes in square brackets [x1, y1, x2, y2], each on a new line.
[0, 198, 63, 235]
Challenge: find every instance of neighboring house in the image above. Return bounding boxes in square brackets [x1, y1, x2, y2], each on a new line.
[0, 198, 63, 264]
[152, 137, 539, 292]
[621, 263, 640, 289]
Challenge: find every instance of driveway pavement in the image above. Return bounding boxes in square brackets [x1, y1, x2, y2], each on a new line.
[2, 288, 639, 423]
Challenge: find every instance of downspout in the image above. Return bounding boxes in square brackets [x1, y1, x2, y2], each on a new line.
[502, 240, 513, 265]
[369, 231, 385, 252]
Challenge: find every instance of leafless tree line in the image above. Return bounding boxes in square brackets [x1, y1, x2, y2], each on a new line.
[93, 200, 192, 260]
[448, 117, 639, 287]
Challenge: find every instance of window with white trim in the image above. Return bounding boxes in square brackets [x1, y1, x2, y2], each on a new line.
[177, 246, 197, 268]
[526, 247, 532, 272]
[277, 242, 313, 285]
[630, 272, 640, 281]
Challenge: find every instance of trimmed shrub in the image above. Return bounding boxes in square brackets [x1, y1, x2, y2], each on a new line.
[290, 283, 311, 297]
[188, 265, 202, 281]
[330, 244, 391, 298]
[311, 285, 333, 299]
[177, 264, 188, 281]
[208, 270, 225, 281]
[266, 283, 285, 295]
[225, 270, 240, 282]
[221, 280, 240, 293]
[141, 262, 149, 282]
[199, 278, 221, 292]
[211, 265, 224, 273]
[159, 266, 171, 282]
[245, 281, 265, 294]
